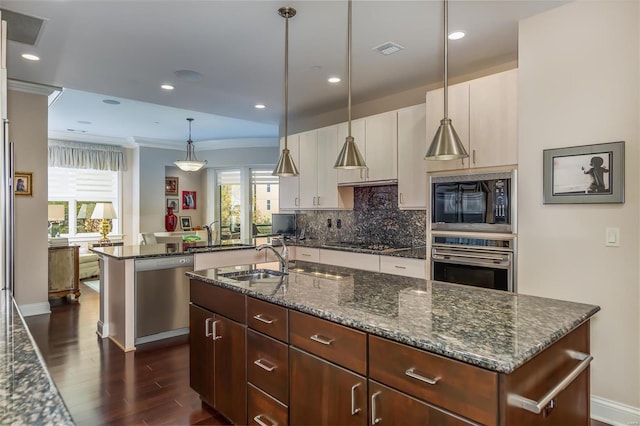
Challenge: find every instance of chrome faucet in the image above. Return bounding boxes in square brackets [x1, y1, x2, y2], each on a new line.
[257, 238, 289, 273]
[202, 220, 218, 246]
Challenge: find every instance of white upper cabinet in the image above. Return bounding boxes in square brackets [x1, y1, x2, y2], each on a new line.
[397, 104, 428, 209]
[337, 111, 398, 184]
[425, 69, 518, 171]
[278, 135, 300, 210]
[298, 130, 318, 209]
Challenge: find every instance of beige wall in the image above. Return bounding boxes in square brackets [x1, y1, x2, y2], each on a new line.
[8, 90, 49, 311]
[518, 0, 639, 410]
[164, 165, 204, 229]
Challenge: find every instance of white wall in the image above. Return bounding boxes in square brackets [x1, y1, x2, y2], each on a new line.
[8, 90, 49, 313]
[518, 0, 639, 415]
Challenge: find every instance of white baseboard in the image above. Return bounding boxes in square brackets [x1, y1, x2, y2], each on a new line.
[592, 395, 640, 426]
[18, 302, 51, 317]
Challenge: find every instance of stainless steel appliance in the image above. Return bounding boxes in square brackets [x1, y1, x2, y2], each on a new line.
[430, 234, 516, 292]
[431, 169, 516, 233]
[134, 255, 193, 344]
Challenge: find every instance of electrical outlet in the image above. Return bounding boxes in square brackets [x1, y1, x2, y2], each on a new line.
[336, 219, 342, 229]
[327, 218, 332, 228]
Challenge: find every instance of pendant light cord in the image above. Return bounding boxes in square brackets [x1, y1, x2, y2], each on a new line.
[443, 0, 449, 120]
[284, 11, 290, 151]
[347, 0, 352, 137]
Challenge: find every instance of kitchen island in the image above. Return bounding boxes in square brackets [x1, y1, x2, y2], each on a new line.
[187, 260, 599, 425]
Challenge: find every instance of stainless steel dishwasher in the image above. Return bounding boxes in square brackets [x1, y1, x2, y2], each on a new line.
[134, 255, 194, 344]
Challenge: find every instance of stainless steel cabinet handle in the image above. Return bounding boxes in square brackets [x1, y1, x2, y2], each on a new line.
[310, 334, 334, 345]
[405, 368, 439, 385]
[394, 265, 407, 269]
[351, 383, 361, 415]
[313, 196, 317, 206]
[295, 197, 300, 206]
[254, 359, 277, 372]
[253, 314, 275, 324]
[371, 391, 382, 424]
[211, 320, 222, 340]
[254, 414, 277, 426]
[205, 317, 213, 337]
[317, 196, 321, 206]
[399, 193, 404, 204]
[472, 149, 476, 165]
[508, 350, 593, 414]
[366, 169, 370, 179]
[301, 253, 312, 257]
[359, 169, 363, 180]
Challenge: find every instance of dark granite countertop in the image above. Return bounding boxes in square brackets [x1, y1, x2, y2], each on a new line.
[187, 261, 599, 374]
[90, 241, 256, 260]
[287, 239, 427, 260]
[0, 290, 74, 425]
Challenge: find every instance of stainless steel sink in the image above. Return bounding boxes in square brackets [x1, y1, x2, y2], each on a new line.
[222, 269, 285, 282]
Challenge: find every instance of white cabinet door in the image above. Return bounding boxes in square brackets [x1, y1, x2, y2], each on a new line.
[425, 82, 470, 172]
[337, 119, 366, 184]
[397, 104, 427, 209]
[364, 111, 398, 182]
[468, 68, 518, 168]
[316, 125, 348, 209]
[278, 135, 300, 210]
[298, 130, 318, 209]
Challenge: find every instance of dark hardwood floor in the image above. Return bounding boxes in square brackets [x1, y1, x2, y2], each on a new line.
[25, 281, 231, 426]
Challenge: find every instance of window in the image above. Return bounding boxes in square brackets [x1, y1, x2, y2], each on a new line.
[266, 184, 271, 193]
[48, 167, 120, 237]
[266, 200, 271, 211]
[218, 170, 242, 240]
[252, 170, 279, 235]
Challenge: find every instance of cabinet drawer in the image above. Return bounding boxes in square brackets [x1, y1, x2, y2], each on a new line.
[247, 297, 288, 342]
[190, 279, 246, 324]
[289, 310, 366, 375]
[379, 256, 426, 279]
[248, 383, 288, 426]
[247, 330, 289, 404]
[294, 247, 320, 263]
[319, 249, 379, 272]
[369, 335, 498, 425]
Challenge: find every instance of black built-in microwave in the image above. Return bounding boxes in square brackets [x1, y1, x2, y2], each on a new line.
[430, 170, 516, 233]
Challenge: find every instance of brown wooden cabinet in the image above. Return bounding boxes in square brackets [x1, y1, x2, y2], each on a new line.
[48, 245, 80, 300]
[289, 347, 367, 426]
[189, 281, 247, 426]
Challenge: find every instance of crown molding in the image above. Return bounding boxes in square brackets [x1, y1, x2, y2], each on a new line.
[48, 130, 137, 147]
[8, 79, 61, 97]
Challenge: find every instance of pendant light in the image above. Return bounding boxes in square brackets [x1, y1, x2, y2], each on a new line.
[335, 0, 366, 169]
[174, 118, 207, 172]
[273, 6, 299, 177]
[425, 0, 469, 161]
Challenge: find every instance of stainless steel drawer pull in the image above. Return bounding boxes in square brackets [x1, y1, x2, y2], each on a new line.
[211, 320, 222, 340]
[310, 334, 334, 345]
[371, 391, 382, 424]
[394, 265, 407, 269]
[405, 368, 439, 385]
[301, 253, 312, 257]
[205, 317, 213, 337]
[254, 414, 277, 426]
[351, 383, 361, 415]
[254, 359, 277, 372]
[508, 350, 593, 414]
[253, 314, 275, 324]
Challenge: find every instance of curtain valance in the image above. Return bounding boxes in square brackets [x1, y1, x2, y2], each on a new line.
[48, 140, 127, 171]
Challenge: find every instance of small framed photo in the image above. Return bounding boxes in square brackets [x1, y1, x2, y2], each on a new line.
[543, 141, 625, 204]
[182, 191, 196, 210]
[180, 216, 192, 231]
[166, 198, 179, 213]
[14, 172, 33, 196]
[165, 177, 179, 196]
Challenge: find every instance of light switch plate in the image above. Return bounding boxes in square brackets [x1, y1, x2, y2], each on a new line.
[605, 227, 620, 247]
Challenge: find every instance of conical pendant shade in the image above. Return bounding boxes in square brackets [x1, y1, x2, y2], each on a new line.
[334, 136, 366, 169]
[273, 148, 299, 177]
[425, 118, 468, 160]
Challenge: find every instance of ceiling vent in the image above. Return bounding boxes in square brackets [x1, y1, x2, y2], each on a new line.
[1, 9, 46, 46]
[372, 41, 405, 56]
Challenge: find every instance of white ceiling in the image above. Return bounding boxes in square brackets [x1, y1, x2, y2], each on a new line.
[4, 1, 567, 149]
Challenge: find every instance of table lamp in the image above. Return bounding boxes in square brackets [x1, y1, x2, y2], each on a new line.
[47, 204, 65, 238]
[91, 202, 117, 242]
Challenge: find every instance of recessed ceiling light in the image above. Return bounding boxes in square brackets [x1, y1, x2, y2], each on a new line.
[21, 53, 40, 61]
[328, 77, 341, 83]
[255, 104, 266, 109]
[161, 84, 175, 90]
[102, 99, 121, 105]
[448, 31, 465, 40]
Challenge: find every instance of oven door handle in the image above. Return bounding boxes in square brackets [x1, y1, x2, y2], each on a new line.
[432, 250, 509, 262]
[432, 253, 511, 268]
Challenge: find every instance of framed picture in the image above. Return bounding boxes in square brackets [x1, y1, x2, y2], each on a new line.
[182, 191, 196, 210]
[180, 216, 192, 230]
[165, 177, 179, 196]
[543, 141, 624, 204]
[14, 172, 33, 196]
[166, 198, 179, 213]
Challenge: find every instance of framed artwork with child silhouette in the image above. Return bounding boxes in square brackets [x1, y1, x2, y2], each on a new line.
[543, 141, 624, 204]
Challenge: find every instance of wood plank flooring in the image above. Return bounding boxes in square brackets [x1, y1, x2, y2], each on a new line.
[25, 282, 230, 425]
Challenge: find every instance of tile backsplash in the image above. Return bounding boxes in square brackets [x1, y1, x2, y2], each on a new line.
[295, 185, 426, 248]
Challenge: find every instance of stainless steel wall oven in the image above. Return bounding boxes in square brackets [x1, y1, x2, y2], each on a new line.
[431, 234, 516, 292]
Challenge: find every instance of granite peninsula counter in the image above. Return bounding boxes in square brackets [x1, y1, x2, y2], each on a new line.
[187, 260, 600, 425]
[0, 290, 74, 425]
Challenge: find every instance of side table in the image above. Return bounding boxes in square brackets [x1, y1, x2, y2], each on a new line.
[48, 245, 80, 301]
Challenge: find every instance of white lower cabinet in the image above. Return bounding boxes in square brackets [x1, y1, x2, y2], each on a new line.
[319, 249, 380, 272]
[379, 256, 426, 279]
[292, 247, 320, 263]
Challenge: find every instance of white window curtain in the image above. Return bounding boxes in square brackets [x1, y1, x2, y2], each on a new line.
[48, 140, 127, 171]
